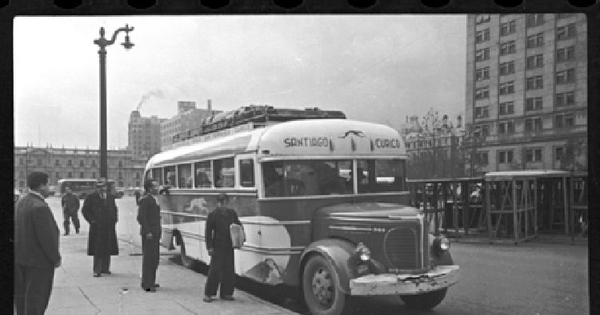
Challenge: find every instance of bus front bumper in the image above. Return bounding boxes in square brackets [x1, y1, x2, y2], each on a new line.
[349, 265, 460, 296]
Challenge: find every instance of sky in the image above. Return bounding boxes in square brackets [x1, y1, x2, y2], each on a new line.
[14, 15, 466, 150]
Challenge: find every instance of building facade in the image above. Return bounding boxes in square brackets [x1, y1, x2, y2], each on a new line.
[465, 13, 587, 173]
[128, 110, 164, 161]
[14, 145, 146, 190]
[160, 100, 221, 147]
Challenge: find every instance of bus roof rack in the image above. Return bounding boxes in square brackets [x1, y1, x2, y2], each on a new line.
[172, 105, 346, 144]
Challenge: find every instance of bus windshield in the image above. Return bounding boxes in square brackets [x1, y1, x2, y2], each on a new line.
[263, 159, 405, 197]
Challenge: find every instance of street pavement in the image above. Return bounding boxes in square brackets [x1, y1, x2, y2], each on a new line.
[45, 232, 298, 315]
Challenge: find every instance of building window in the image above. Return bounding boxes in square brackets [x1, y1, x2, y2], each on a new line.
[556, 91, 575, 107]
[556, 68, 576, 84]
[136, 172, 140, 179]
[499, 101, 514, 115]
[477, 152, 489, 166]
[555, 113, 575, 128]
[37, 159, 42, 166]
[557, 23, 576, 40]
[525, 148, 543, 162]
[474, 125, 490, 137]
[526, 14, 545, 27]
[500, 20, 516, 36]
[500, 41, 516, 55]
[475, 14, 491, 24]
[525, 117, 543, 132]
[526, 33, 544, 48]
[68, 172, 72, 178]
[80, 160, 84, 167]
[68, 159, 72, 166]
[475, 87, 490, 100]
[499, 61, 515, 76]
[526, 54, 544, 69]
[92, 172, 96, 178]
[499, 81, 515, 95]
[556, 46, 575, 63]
[475, 106, 489, 119]
[80, 172, 84, 178]
[526, 75, 544, 90]
[476, 29, 490, 43]
[498, 121, 515, 135]
[526, 97, 543, 111]
[498, 150, 514, 164]
[56, 172, 60, 179]
[476, 67, 490, 81]
[475, 48, 490, 62]
[557, 13, 575, 19]
[555, 147, 564, 161]
[118, 161, 123, 167]
[55, 159, 60, 166]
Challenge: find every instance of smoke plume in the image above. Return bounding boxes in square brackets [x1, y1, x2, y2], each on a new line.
[136, 89, 164, 111]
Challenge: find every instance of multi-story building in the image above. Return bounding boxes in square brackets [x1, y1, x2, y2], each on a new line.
[400, 114, 465, 179]
[128, 110, 164, 161]
[160, 100, 221, 147]
[14, 145, 146, 190]
[465, 13, 587, 173]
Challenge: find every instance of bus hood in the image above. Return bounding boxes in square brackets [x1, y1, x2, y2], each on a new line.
[315, 202, 421, 220]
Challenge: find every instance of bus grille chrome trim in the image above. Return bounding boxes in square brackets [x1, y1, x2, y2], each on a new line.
[384, 225, 420, 270]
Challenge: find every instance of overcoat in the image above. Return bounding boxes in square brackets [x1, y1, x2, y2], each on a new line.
[15, 192, 61, 268]
[81, 191, 119, 256]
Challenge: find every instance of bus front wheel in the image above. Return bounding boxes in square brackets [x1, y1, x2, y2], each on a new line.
[302, 255, 354, 315]
[400, 288, 447, 310]
[179, 239, 196, 269]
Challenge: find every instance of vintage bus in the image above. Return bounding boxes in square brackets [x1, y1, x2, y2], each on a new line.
[57, 178, 123, 199]
[145, 118, 459, 315]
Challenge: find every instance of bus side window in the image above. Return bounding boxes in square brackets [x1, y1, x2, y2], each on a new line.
[214, 158, 234, 188]
[264, 162, 284, 197]
[152, 168, 163, 185]
[239, 159, 255, 187]
[165, 166, 176, 188]
[178, 164, 193, 188]
[194, 161, 212, 188]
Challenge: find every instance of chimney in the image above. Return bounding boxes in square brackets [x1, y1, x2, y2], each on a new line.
[457, 115, 462, 128]
[207, 99, 212, 112]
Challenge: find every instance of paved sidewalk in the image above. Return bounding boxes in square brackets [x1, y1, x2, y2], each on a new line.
[45, 233, 298, 315]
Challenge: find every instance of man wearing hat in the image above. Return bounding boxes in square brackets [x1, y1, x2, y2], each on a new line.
[203, 193, 243, 302]
[81, 178, 119, 277]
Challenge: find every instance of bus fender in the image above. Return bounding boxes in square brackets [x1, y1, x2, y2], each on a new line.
[299, 238, 359, 295]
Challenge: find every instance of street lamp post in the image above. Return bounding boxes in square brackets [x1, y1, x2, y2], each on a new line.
[93, 24, 134, 179]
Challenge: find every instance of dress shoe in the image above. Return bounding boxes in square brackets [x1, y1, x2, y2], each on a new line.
[93, 273, 101, 277]
[203, 296, 215, 302]
[63, 232, 69, 236]
[143, 287, 156, 292]
[220, 295, 235, 301]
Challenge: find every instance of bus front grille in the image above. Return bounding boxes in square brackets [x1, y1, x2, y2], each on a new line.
[384, 225, 420, 270]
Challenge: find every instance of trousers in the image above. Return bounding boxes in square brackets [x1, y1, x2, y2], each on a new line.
[93, 255, 111, 274]
[14, 264, 55, 315]
[141, 235, 160, 288]
[204, 248, 235, 297]
[62, 210, 80, 234]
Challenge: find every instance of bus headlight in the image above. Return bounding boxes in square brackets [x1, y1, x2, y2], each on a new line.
[354, 242, 371, 263]
[433, 236, 451, 253]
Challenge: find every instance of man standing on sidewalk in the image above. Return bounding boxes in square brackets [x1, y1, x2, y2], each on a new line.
[82, 178, 119, 277]
[61, 186, 81, 236]
[203, 193, 242, 302]
[137, 178, 162, 292]
[15, 171, 61, 315]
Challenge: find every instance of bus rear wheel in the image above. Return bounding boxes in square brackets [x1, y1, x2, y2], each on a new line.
[179, 239, 196, 269]
[302, 255, 354, 315]
[400, 288, 447, 310]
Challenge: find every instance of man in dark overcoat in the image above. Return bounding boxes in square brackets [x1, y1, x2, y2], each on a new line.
[203, 193, 242, 302]
[137, 179, 162, 292]
[81, 178, 119, 277]
[61, 186, 81, 235]
[15, 172, 61, 315]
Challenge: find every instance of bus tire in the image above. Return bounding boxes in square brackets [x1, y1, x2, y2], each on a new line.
[302, 255, 354, 315]
[179, 239, 196, 269]
[400, 288, 447, 310]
